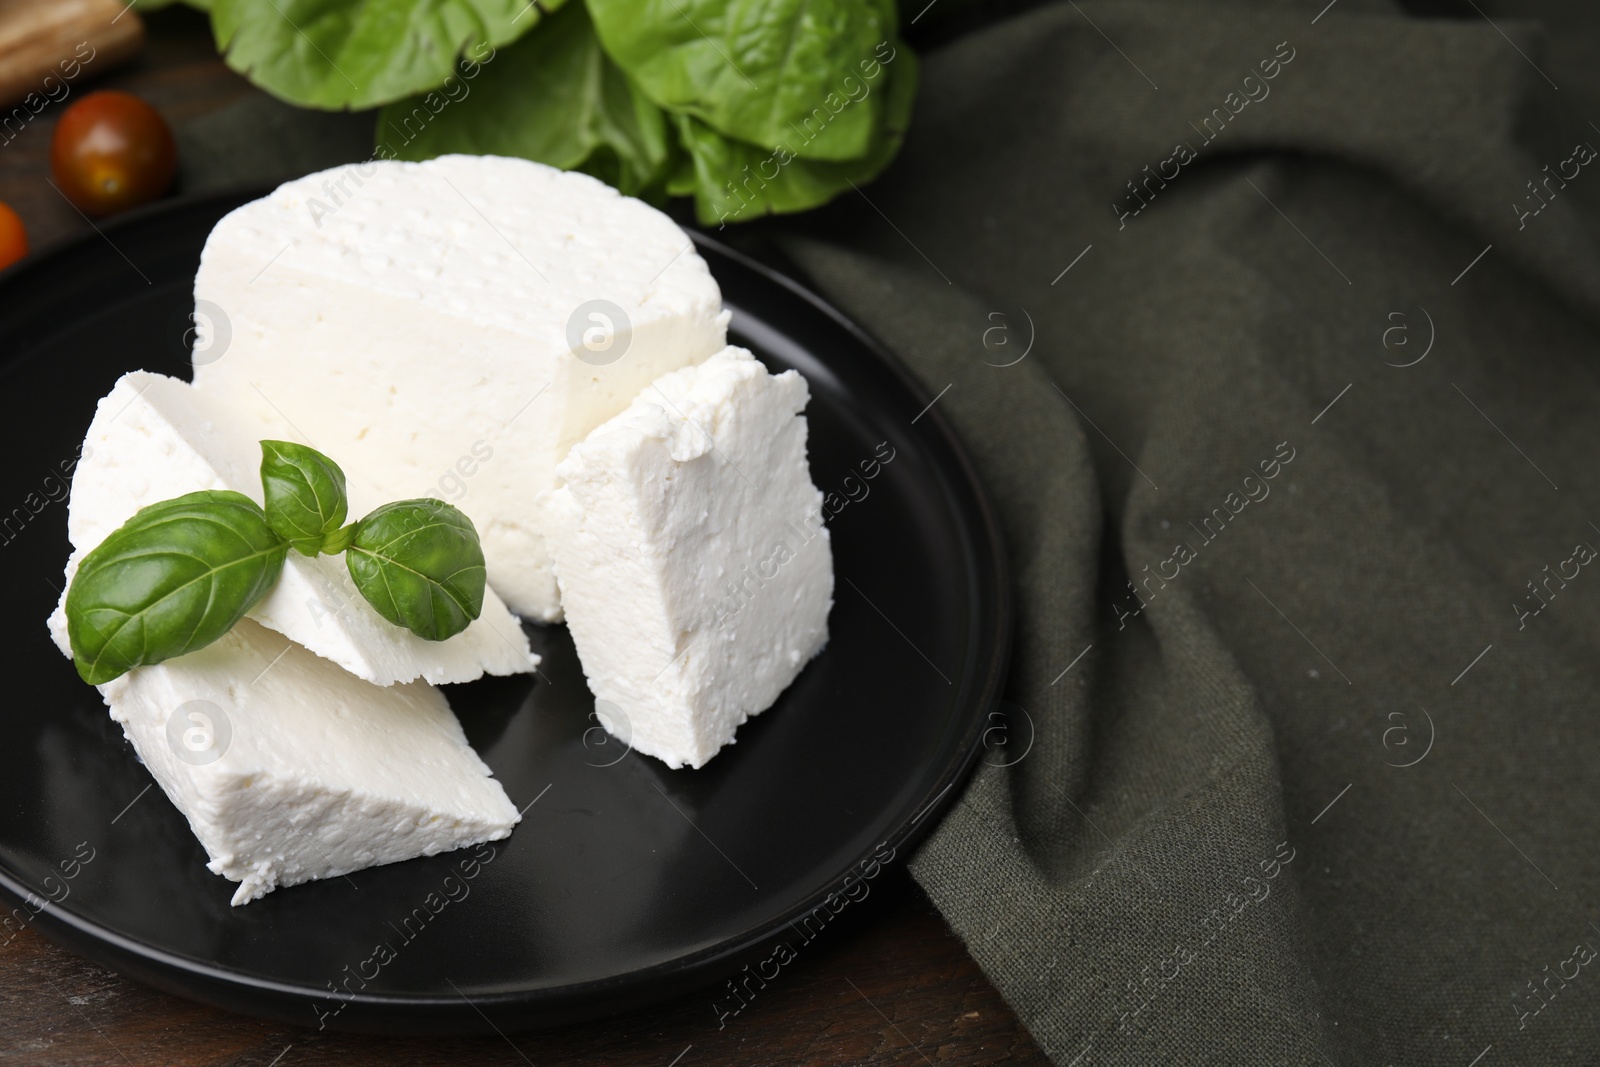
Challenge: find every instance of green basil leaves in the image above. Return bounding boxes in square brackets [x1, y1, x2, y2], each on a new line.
[261, 440, 349, 555]
[66, 491, 288, 685]
[64, 444, 488, 684]
[346, 501, 488, 642]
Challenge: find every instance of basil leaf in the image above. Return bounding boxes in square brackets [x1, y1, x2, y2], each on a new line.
[260, 440, 349, 556]
[346, 500, 486, 642]
[377, 2, 671, 198]
[65, 491, 288, 685]
[209, 0, 563, 110]
[671, 44, 917, 224]
[588, 0, 896, 162]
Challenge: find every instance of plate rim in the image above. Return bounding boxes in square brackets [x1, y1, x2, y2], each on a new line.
[0, 190, 1013, 1029]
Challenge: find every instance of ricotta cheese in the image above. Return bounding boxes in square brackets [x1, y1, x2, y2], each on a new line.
[190, 154, 729, 621]
[53, 371, 537, 687]
[543, 347, 833, 769]
[98, 618, 519, 905]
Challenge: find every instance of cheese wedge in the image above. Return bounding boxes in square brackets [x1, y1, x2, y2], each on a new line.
[190, 154, 729, 621]
[53, 371, 536, 687]
[543, 347, 833, 769]
[93, 618, 518, 905]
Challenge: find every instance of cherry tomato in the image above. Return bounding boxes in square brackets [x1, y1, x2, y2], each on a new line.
[50, 91, 177, 218]
[0, 202, 26, 270]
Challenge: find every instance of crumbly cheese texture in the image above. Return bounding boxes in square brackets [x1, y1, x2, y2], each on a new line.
[190, 155, 729, 621]
[96, 619, 518, 906]
[50, 371, 536, 687]
[543, 347, 833, 769]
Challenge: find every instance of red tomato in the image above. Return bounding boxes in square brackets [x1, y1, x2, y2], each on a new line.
[50, 91, 177, 218]
[0, 202, 26, 270]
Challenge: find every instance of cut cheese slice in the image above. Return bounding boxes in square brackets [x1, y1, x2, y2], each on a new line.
[56, 371, 536, 687]
[96, 618, 518, 905]
[190, 154, 729, 621]
[543, 347, 833, 769]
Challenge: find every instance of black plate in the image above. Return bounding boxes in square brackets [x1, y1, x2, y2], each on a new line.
[0, 192, 1010, 1033]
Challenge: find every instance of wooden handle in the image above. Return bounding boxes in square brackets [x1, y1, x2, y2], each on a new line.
[0, 0, 144, 111]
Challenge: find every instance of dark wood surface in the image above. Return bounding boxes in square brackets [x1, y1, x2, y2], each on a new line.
[1, 869, 1046, 1067]
[0, 7, 257, 253]
[0, 10, 1046, 1066]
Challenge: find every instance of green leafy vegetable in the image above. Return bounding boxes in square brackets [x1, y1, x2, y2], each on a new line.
[671, 44, 917, 224]
[65, 491, 287, 685]
[346, 501, 487, 642]
[377, 2, 672, 197]
[64, 446, 491, 682]
[186, 0, 919, 221]
[210, 0, 565, 110]
[587, 0, 896, 162]
[260, 440, 349, 555]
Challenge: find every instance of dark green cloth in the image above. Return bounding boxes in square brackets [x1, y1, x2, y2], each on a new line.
[781, 1, 1600, 1063]
[174, 3, 1600, 1061]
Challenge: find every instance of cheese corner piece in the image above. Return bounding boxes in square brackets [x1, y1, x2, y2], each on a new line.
[190, 154, 729, 622]
[544, 347, 834, 770]
[64, 371, 536, 687]
[100, 619, 518, 905]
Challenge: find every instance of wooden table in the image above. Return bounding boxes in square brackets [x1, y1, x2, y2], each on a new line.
[0, 9, 1047, 1065]
[1, 870, 1045, 1066]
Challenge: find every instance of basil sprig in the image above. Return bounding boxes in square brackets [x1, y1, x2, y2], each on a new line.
[65, 442, 487, 684]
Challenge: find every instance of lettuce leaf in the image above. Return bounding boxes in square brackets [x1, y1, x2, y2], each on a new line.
[375, 2, 671, 197]
[587, 0, 897, 162]
[671, 43, 916, 224]
[211, 0, 564, 110]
